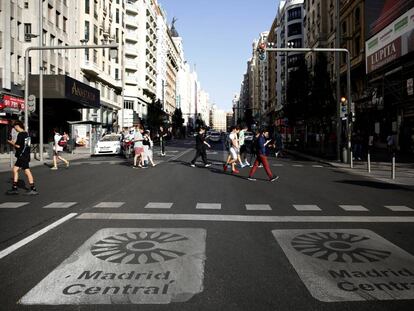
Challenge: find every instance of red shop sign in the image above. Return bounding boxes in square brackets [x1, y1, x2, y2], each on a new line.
[2, 95, 25, 111]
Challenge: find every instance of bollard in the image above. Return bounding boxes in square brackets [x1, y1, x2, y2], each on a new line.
[367, 151, 371, 173]
[350, 151, 354, 168]
[391, 154, 396, 180]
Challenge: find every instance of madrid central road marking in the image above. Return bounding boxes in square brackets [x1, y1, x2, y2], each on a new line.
[76, 213, 414, 223]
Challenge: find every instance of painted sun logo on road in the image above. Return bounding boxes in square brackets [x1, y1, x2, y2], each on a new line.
[90, 231, 189, 264]
[291, 232, 391, 263]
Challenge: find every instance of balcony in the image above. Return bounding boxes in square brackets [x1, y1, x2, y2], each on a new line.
[125, 75, 139, 85]
[125, 30, 138, 42]
[81, 60, 100, 76]
[125, 46, 139, 56]
[125, 59, 139, 70]
[125, 16, 138, 28]
[126, 4, 139, 15]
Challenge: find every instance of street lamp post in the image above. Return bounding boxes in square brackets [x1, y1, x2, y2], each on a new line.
[24, 43, 119, 162]
[265, 47, 353, 167]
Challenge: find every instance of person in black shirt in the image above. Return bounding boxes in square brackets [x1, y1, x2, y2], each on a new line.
[6, 121, 38, 195]
[190, 127, 211, 168]
[157, 126, 168, 156]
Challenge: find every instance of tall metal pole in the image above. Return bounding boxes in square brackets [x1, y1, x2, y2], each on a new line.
[346, 51, 353, 167]
[39, 0, 44, 162]
[335, 0, 341, 161]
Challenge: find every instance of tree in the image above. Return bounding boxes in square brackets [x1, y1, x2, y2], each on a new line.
[172, 108, 184, 130]
[147, 100, 164, 131]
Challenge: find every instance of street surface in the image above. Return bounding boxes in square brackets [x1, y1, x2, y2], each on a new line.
[1, 139, 414, 310]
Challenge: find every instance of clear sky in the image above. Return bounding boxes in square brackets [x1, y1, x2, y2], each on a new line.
[160, 0, 281, 111]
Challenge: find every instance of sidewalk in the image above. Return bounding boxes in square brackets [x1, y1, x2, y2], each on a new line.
[287, 149, 414, 186]
[0, 152, 91, 173]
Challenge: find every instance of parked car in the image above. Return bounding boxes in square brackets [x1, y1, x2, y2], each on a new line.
[244, 131, 254, 142]
[208, 131, 221, 142]
[94, 134, 122, 155]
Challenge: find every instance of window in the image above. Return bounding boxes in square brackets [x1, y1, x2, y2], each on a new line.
[85, 49, 90, 61]
[115, 28, 119, 43]
[354, 36, 361, 55]
[115, 68, 119, 80]
[24, 2, 29, 9]
[116, 9, 120, 23]
[93, 49, 98, 63]
[85, 0, 90, 14]
[58, 39, 63, 54]
[288, 23, 302, 36]
[17, 55, 21, 75]
[124, 100, 134, 109]
[50, 34, 55, 46]
[50, 64, 56, 74]
[84, 21, 90, 41]
[288, 39, 302, 48]
[342, 21, 347, 35]
[330, 14, 334, 32]
[48, 5, 53, 21]
[355, 7, 360, 26]
[93, 25, 98, 44]
[56, 11, 60, 28]
[24, 23, 31, 37]
[63, 17, 67, 32]
[42, 30, 47, 45]
[287, 7, 301, 21]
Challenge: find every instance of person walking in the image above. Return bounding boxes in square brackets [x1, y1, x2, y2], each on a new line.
[238, 124, 249, 167]
[51, 129, 69, 170]
[224, 126, 240, 174]
[143, 130, 156, 167]
[6, 121, 38, 195]
[247, 128, 279, 182]
[190, 127, 211, 168]
[133, 125, 145, 168]
[158, 126, 168, 156]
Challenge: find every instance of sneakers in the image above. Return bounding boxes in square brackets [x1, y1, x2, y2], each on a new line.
[50, 166, 58, 170]
[232, 169, 240, 174]
[190, 164, 196, 167]
[66, 161, 70, 168]
[223, 164, 228, 172]
[204, 163, 211, 168]
[25, 189, 39, 196]
[132, 165, 139, 169]
[270, 176, 280, 182]
[247, 177, 257, 181]
[244, 161, 250, 166]
[6, 189, 19, 195]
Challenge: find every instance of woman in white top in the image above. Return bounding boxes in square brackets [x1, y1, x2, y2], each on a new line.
[51, 129, 69, 170]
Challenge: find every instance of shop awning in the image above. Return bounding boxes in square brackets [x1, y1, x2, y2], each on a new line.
[29, 75, 100, 109]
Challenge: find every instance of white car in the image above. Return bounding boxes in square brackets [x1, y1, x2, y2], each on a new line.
[208, 131, 221, 142]
[94, 134, 122, 155]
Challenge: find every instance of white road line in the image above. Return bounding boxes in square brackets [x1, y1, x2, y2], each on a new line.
[272, 164, 284, 167]
[312, 165, 324, 168]
[0, 202, 29, 209]
[385, 205, 414, 212]
[245, 204, 272, 211]
[93, 202, 125, 208]
[167, 148, 193, 162]
[43, 202, 77, 209]
[0, 213, 77, 260]
[76, 213, 414, 223]
[145, 202, 173, 209]
[339, 205, 369, 211]
[292, 164, 304, 167]
[293, 204, 321, 211]
[196, 203, 221, 210]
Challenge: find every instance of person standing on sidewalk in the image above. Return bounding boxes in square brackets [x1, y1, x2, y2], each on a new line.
[190, 127, 211, 168]
[158, 126, 168, 156]
[51, 129, 69, 170]
[6, 121, 38, 195]
[247, 128, 279, 182]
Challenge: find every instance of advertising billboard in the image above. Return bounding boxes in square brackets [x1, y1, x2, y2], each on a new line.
[366, 6, 414, 73]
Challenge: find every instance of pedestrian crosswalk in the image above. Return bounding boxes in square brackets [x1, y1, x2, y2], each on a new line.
[0, 201, 413, 213]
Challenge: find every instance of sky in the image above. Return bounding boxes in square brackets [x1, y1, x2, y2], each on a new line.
[160, 0, 281, 111]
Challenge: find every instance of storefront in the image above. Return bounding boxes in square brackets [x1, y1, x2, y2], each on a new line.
[0, 94, 25, 154]
[28, 75, 100, 144]
[365, 4, 414, 154]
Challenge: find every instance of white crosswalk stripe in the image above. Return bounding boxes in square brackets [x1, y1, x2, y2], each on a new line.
[312, 165, 324, 168]
[292, 164, 304, 167]
[293, 204, 321, 211]
[0, 202, 29, 209]
[144, 202, 173, 209]
[245, 204, 272, 211]
[43, 202, 77, 209]
[339, 205, 369, 211]
[384, 205, 414, 212]
[196, 203, 221, 210]
[272, 164, 284, 167]
[93, 202, 125, 208]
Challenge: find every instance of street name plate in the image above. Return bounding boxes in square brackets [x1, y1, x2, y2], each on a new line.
[272, 229, 414, 302]
[20, 228, 206, 305]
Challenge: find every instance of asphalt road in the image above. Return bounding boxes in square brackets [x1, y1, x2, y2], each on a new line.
[0, 139, 414, 311]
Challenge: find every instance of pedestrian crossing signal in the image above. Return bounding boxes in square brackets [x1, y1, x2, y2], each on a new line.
[258, 43, 266, 61]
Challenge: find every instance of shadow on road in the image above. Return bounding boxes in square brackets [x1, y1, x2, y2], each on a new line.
[335, 180, 413, 192]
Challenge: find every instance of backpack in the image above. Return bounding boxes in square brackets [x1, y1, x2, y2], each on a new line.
[225, 135, 231, 150]
[58, 136, 67, 147]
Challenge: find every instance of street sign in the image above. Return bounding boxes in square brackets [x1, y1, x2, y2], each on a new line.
[28, 94, 36, 113]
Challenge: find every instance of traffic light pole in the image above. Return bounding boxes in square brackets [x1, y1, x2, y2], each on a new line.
[265, 47, 352, 166]
[24, 43, 119, 162]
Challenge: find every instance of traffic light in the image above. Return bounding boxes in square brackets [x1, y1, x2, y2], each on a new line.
[340, 97, 348, 120]
[258, 43, 266, 61]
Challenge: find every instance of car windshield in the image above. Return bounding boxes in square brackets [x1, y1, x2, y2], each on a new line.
[245, 132, 253, 136]
[211, 133, 220, 136]
[100, 136, 120, 142]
